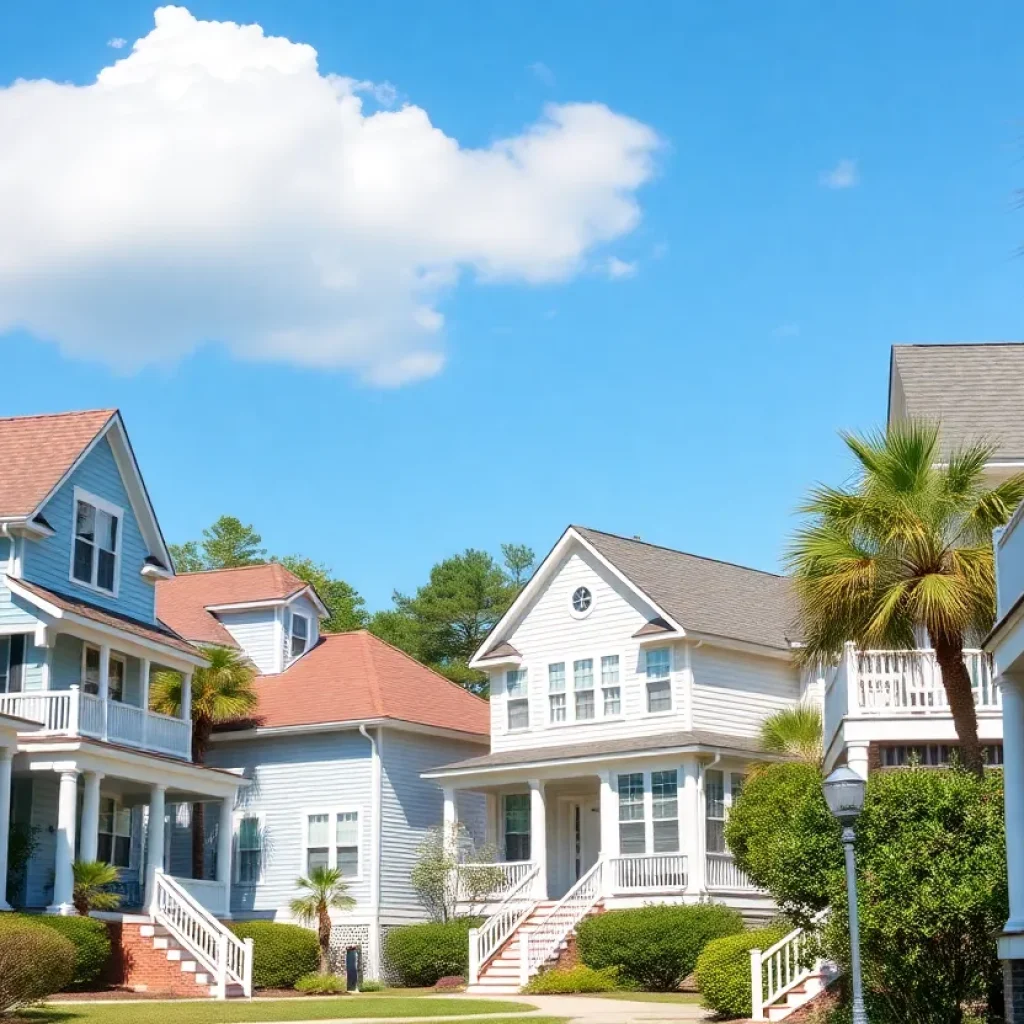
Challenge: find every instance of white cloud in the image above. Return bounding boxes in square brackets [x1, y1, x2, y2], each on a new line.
[527, 61, 555, 86]
[820, 158, 859, 190]
[605, 256, 638, 280]
[107, 37, 128, 49]
[0, 7, 659, 386]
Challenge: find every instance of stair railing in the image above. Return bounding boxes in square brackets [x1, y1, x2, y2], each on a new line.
[750, 908, 830, 1020]
[521, 858, 604, 985]
[152, 869, 253, 999]
[467, 863, 540, 984]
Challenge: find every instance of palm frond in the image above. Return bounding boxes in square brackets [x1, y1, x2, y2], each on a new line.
[759, 704, 823, 765]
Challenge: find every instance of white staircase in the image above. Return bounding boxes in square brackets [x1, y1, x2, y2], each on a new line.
[151, 869, 253, 999]
[751, 910, 833, 1021]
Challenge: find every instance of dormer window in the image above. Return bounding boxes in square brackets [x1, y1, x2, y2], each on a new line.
[290, 612, 309, 658]
[71, 489, 121, 596]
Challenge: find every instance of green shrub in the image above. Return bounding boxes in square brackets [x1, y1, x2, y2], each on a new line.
[294, 972, 347, 994]
[695, 926, 787, 1018]
[32, 914, 112, 989]
[578, 903, 743, 991]
[228, 921, 319, 989]
[0, 917, 76, 1012]
[359, 979, 385, 992]
[383, 918, 482, 987]
[525, 964, 620, 994]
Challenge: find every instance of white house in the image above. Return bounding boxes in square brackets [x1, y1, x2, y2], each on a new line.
[425, 525, 815, 992]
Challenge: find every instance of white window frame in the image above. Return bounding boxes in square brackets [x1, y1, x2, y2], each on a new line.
[68, 487, 123, 598]
[568, 585, 595, 619]
[506, 669, 530, 732]
[82, 645, 127, 702]
[617, 772, 646, 855]
[600, 654, 622, 718]
[289, 611, 310, 659]
[234, 810, 265, 886]
[651, 768, 680, 853]
[572, 657, 596, 722]
[705, 768, 743, 856]
[0, 634, 26, 695]
[300, 807, 363, 882]
[543, 649, 625, 728]
[97, 796, 134, 869]
[547, 662, 567, 724]
[645, 646, 674, 715]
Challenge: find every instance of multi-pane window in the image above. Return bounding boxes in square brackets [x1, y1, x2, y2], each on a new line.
[574, 659, 595, 721]
[618, 773, 645, 854]
[98, 798, 132, 867]
[290, 613, 309, 658]
[504, 794, 531, 861]
[237, 816, 262, 884]
[601, 656, 621, 716]
[506, 669, 529, 730]
[72, 494, 120, 593]
[548, 663, 566, 723]
[0, 635, 25, 694]
[646, 648, 672, 713]
[705, 769, 726, 853]
[305, 810, 360, 877]
[652, 770, 680, 852]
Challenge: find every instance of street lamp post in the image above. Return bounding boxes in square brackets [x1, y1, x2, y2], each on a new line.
[822, 766, 868, 1024]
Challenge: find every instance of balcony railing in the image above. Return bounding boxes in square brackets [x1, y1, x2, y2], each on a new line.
[706, 852, 757, 891]
[610, 852, 688, 892]
[0, 685, 191, 760]
[456, 860, 535, 901]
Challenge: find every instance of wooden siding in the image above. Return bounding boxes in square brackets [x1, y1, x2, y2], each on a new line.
[25, 774, 58, 908]
[205, 731, 373, 915]
[219, 609, 280, 675]
[690, 645, 800, 737]
[379, 730, 487, 923]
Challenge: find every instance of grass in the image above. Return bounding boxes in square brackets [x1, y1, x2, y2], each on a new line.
[595, 991, 704, 1004]
[17, 998, 542, 1024]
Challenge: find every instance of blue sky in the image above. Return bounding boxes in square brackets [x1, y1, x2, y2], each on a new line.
[2, 2, 1023, 610]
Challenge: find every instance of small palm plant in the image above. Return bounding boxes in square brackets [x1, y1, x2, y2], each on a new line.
[290, 866, 355, 974]
[72, 861, 121, 916]
[759, 704, 824, 767]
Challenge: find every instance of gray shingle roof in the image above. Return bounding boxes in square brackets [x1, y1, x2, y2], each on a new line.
[890, 343, 1024, 459]
[574, 527, 797, 650]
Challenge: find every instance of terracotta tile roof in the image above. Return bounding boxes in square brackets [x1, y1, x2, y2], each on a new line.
[224, 631, 490, 738]
[0, 410, 116, 517]
[10, 577, 199, 658]
[156, 564, 308, 647]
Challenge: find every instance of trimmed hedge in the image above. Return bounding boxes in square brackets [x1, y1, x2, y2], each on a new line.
[578, 903, 743, 991]
[695, 925, 788, 1019]
[525, 965, 620, 994]
[31, 914, 112, 989]
[228, 921, 319, 989]
[0, 917, 76, 1012]
[383, 918, 482, 987]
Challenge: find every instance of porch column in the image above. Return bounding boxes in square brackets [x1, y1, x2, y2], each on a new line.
[682, 760, 706, 894]
[140, 659, 151, 749]
[145, 783, 167, 910]
[529, 780, 547, 898]
[79, 771, 104, 864]
[98, 643, 111, 741]
[181, 672, 193, 729]
[442, 787, 457, 833]
[598, 771, 618, 897]
[49, 767, 79, 915]
[1002, 675, 1024, 932]
[847, 741, 870, 781]
[484, 793, 498, 850]
[0, 748, 13, 910]
[216, 796, 234, 918]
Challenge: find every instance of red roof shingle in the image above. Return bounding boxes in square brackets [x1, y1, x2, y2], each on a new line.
[156, 564, 308, 646]
[235, 632, 490, 738]
[0, 410, 116, 518]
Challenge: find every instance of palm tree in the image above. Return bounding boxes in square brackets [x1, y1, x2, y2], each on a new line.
[290, 866, 355, 974]
[759, 704, 824, 767]
[151, 646, 258, 876]
[787, 420, 1024, 776]
[72, 861, 121, 916]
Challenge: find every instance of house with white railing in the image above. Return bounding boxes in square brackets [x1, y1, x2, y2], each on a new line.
[423, 525, 817, 994]
[0, 409, 251, 998]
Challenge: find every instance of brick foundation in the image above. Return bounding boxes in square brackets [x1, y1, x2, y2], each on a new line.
[105, 920, 210, 997]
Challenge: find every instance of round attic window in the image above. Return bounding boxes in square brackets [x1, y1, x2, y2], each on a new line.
[570, 586, 593, 618]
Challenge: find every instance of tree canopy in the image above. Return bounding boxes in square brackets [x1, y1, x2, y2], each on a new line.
[276, 555, 369, 633]
[169, 515, 266, 572]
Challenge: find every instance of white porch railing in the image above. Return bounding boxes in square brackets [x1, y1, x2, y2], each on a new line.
[467, 863, 539, 985]
[0, 686, 191, 759]
[706, 852, 757, 891]
[457, 860, 534, 902]
[751, 909, 830, 1021]
[153, 870, 252, 999]
[610, 852, 687, 892]
[522, 858, 603, 984]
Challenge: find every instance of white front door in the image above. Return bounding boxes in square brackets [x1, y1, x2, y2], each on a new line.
[562, 799, 600, 894]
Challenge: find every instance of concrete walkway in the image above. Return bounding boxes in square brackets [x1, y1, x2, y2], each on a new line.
[428, 993, 711, 1023]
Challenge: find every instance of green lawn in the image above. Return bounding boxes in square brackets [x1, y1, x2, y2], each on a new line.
[18, 998, 544, 1024]
[596, 991, 704, 1004]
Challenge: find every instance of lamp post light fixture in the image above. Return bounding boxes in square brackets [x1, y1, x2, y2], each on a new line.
[823, 766, 868, 1024]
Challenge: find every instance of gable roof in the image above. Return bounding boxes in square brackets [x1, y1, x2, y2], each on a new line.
[156, 563, 311, 647]
[220, 631, 490, 738]
[889, 343, 1024, 460]
[0, 409, 116, 518]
